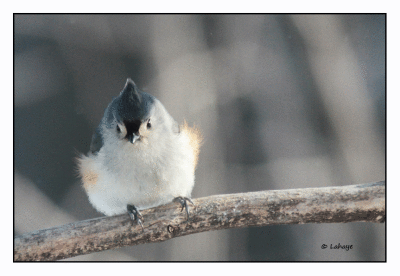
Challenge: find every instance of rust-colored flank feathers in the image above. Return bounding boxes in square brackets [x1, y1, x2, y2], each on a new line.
[76, 156, 99, 191]
[181, 120, 203, 170]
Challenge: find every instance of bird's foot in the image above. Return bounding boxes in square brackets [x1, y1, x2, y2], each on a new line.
[127, 204, 144, 231]
[173, 196, 195, 221]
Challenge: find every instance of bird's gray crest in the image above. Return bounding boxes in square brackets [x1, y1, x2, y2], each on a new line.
[104, 78, 155, 128]
[121, 78, 142, 105]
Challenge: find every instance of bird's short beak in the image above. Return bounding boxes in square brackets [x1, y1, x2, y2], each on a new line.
[129, 133, 140, 144]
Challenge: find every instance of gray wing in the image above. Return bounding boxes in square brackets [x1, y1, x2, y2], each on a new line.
[89, 127, 104, 154]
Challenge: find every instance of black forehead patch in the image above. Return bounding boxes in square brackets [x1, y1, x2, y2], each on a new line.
[104, 79, 155, 127]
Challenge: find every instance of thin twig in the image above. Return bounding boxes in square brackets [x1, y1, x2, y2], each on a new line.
[14, 181, 385, 261]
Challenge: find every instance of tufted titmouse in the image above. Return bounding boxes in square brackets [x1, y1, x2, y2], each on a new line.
[77, 79, 201, 228]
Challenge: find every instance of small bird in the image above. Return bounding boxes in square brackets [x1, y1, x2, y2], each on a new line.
[77, 79, 201, 228]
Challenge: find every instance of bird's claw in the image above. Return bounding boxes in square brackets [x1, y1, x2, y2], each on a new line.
[127, 204, 144, 231]
[173, 196, 195, 220]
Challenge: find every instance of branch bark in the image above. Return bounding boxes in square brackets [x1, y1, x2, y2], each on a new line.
[14, 181, 385, 261]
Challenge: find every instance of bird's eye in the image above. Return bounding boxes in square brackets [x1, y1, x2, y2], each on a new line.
[147, 119, 152, 129]
[116, 123, 127, 138]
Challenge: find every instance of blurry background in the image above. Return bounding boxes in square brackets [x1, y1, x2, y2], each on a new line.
[14, 14, 385, 261]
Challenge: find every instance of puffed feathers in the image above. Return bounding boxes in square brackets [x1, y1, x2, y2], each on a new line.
[77, 79, 201, 216]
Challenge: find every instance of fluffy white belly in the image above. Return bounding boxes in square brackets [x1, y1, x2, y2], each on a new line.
[82, 133, 196, 216]
[88, 164, 194, 215]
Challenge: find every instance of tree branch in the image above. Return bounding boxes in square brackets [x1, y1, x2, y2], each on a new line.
[14, 181, 385, 261]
